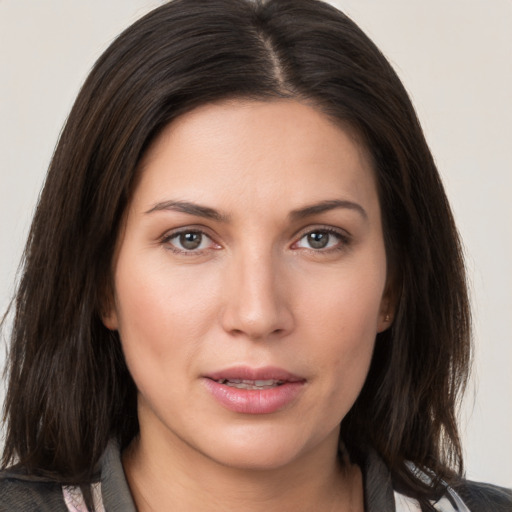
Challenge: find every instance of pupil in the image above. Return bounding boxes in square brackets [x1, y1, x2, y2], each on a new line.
[180, 232, 201, 250]
[308, 232, 328, 249]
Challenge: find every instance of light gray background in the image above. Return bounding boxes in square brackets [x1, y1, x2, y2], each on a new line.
[1, 0, 511, 487]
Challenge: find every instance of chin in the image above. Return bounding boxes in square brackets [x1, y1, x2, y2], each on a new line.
[196, 423, 331, 472]
[210, 443, 303, 472]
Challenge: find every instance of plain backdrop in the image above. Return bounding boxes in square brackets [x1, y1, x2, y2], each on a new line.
[1, 0, 511, 487]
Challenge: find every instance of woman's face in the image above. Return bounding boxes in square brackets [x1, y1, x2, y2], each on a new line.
[104, 100, 392, 471]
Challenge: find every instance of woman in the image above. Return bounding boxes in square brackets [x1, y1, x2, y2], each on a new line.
[0, 0, 510, 510]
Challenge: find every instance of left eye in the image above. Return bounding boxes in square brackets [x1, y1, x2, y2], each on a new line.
[167, 231, 213, 251]
[295, 230, 344, 250]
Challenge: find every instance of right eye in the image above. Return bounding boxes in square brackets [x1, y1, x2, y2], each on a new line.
[163, 230, 218, 253]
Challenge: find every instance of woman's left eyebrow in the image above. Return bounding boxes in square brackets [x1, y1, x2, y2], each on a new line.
[289, 199, 368, 221]
[145, 200, 230, 222]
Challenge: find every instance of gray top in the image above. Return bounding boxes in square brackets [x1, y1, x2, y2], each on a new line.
[0, 440, 511, 511]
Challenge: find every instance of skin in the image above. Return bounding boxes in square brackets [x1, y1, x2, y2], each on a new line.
[103, 99, 393, 511]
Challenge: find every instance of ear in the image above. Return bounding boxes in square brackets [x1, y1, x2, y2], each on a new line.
[99, 283, 119, 331]
[377, 276, 398, 333]
[101, 306, 119, 331]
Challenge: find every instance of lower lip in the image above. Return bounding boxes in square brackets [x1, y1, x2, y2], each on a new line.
[203, 379, 305, 414]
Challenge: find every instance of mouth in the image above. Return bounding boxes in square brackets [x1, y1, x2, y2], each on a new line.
[203, 366, 306, 414]
[213, 378, 286, 390]
[205, 366, 304, 387]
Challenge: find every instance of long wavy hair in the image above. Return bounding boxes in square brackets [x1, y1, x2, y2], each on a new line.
[2, 0, 470, 505]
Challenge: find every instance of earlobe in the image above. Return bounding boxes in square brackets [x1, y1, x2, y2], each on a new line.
[99, 286, 119, 331]
[377, 311, 393, 333]
[101, 308, 119, 331]
[377, 278, 398, 333]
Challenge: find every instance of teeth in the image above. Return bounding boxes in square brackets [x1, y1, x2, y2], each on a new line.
[254, 379, 274, 386]
[216, 378, 284, 390]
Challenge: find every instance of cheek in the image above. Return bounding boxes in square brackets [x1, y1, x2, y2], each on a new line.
[298, 254, 386, 340]
[296, 256, 386, 390]
[307, 293, 378, 385]
[302, 292, 378, 428]
[112, 257, 221, 381]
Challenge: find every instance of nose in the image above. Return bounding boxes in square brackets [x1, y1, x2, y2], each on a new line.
[220, 249, 295, 340]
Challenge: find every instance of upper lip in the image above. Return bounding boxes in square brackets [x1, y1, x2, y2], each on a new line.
[205, 366, 304, 382]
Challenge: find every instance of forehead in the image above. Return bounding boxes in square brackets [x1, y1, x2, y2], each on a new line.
[133, 99, 378, 218]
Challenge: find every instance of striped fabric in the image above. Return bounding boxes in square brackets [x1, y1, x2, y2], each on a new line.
[62, 483, 105, 512]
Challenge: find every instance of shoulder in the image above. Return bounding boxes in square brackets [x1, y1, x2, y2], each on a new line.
[452, 479, 512, 512]
[358, 444, 512, 512]
[0, 467, 67, 512]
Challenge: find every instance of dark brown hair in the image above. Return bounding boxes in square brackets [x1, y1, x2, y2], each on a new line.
[2, 0, 470, 503]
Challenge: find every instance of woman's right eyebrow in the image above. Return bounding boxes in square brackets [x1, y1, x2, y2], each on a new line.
[145, 200, 230, 223]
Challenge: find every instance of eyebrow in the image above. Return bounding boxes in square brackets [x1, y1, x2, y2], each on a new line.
[145, 200, 230, 222]
[145, 198, 367, 223]
[289, 199, 368, 221]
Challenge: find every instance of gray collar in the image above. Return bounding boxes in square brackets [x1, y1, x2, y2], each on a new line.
[98, 440, 396, 512]
[99, 440, 137, 512]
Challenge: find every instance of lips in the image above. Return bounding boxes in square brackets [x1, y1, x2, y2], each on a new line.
[214, 378, 284, 390]
[203, 366, 306, 414]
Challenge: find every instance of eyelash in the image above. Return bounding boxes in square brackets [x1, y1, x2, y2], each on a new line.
[160, 226, 351, 255]
[160, 229, 219, 255]
[293, 226, 351, 253]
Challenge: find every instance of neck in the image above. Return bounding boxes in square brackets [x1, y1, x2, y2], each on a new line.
[122, 430, 363, 512]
